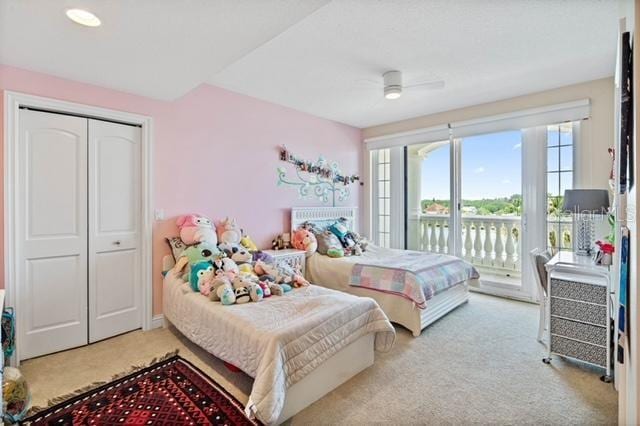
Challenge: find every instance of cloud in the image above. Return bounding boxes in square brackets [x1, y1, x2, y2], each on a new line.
[474, 167, 485, 174]
[501, 178, 511, 184]
[513, 143, 522, 150]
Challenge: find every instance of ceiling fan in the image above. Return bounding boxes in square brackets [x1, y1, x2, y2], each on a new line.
[362, 70, 445, 100]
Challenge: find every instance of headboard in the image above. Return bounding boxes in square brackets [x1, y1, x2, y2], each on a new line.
[291, 207, 358, 234]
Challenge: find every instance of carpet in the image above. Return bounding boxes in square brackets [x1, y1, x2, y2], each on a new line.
[24, 354, 259, 426]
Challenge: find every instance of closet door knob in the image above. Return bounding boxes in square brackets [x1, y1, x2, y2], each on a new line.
[113, 240, 121, 246]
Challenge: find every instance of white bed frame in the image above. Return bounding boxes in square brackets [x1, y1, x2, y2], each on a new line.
[161, 255, 375, 424]
[291, 206, 471, 337]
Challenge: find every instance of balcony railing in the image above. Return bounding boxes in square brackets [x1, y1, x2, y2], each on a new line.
[415, 214, 523, 276]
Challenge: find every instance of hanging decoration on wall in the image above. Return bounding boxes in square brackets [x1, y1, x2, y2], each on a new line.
[276, 145, 360, 206]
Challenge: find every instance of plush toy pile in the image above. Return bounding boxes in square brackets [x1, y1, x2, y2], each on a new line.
[293, 218, 368, 258]
[170, 214, 309, 306]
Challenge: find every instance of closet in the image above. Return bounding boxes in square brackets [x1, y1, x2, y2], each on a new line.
[17, 108, 142, 360]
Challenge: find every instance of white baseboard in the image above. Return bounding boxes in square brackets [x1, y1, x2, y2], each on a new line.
[151, 314, 165, 329]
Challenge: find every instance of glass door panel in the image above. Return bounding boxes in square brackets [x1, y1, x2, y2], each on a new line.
[406, 141, 451, 253]
[460, 131, 523, 291]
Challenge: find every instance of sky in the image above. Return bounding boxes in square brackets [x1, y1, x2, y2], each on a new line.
[419, 130, 523, 200]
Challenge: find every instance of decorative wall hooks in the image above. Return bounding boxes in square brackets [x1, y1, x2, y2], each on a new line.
[277, 145, 360, 206]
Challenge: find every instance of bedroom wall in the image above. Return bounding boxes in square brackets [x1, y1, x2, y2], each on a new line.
[0, 64, 363, 315]
[363, 77, 615, 190]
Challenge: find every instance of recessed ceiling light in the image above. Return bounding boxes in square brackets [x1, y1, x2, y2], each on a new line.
[66, 9, 101, 27]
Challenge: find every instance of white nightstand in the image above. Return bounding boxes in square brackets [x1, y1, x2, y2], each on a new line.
[263, 249, 306, 275]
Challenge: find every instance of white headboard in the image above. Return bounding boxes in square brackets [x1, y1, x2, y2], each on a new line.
[291, 207, 358, 234]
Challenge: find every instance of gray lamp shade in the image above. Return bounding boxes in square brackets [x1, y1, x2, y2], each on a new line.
[562, 189, 610, 214]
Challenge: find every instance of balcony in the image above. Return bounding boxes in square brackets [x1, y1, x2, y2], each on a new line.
[416, 214, 523, 282]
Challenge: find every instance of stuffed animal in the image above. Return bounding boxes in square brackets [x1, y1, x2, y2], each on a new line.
[315, 230, 344, 256]
[176, 214, 217, 246]
[258, 280, 272, 297]
[292, 228, 318, 256]
[280, 283, 292, 293]
[172, 241, 222, 279]
[232, 274, 256, 290]
[248, 284, 264, 302]
[238, 263, 254, 276]
[234, 287, 251, 304]
[327, 247, 345, 258]
[269, 283, 284, 296]
[216, 217, 242, 246]
[189, 261, 214, 293]
[222, 257, 239, 276]
[210, 275, 232, 302]
[230, 246, 252, 264]
[328, 221, 356, 249]
[252, 251, 275, 264]
[240, 234, 259, 252]
[218, 285, 236, 305]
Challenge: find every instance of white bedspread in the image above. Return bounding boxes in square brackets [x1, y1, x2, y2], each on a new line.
[163, 271, 395, 425]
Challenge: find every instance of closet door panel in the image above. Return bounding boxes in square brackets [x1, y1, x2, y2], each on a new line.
[18, 110, 88, 360]
[88, 120, 141, 342]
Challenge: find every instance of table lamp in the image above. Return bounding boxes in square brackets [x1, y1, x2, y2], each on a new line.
[562, 189, 610, 256]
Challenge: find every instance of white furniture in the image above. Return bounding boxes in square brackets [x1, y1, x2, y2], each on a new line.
[262, 249, 306, 275]
[292, 206, 473, 337]
[162, 263, 394, 424]
[544, 251, 612, 381]
[15, 109, 143, 360]
[529, 248, 551, 345]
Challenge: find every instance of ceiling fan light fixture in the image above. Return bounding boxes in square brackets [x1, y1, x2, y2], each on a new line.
[384, 86, 402, 99]
[66, 9, 101, 27]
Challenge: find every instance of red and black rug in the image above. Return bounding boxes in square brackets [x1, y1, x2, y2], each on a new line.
[24, 354, 259, 426]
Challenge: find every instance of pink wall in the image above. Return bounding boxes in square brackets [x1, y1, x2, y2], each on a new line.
[0, 64, 363, 315]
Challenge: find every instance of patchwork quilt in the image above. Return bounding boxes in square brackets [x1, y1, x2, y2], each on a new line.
[350, 251, 479, 308]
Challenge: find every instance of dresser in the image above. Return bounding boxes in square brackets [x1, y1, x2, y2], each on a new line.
[544, 252, 612, 382]
[262, 249, 306, 276]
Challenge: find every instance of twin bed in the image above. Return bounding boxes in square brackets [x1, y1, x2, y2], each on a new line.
[162, 206, 478, 424]
[293, 207, 479, 337]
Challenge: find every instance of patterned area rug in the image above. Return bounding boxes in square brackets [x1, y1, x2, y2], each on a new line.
[24, 354, 259, 425]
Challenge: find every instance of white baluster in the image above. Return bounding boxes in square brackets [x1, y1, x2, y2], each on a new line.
[473, 222, 483, 263]
[421, 220, 429, 251]
[505, 223, 515, 269]
[483, 221, 493, 265]
[494, 222, 504, 268]
[464, 222, 472, 260]
[429, 221, 437, 252]
[437, 221, 446, 253]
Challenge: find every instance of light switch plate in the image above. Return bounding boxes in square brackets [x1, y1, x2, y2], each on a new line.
[154, 209, 165, 220]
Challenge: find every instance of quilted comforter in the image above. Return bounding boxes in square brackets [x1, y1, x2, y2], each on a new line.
[163, 271, 395, 424]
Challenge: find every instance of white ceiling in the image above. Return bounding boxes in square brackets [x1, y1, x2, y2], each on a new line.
[0, 0, 621, 128]
[0, 0, 329, 99]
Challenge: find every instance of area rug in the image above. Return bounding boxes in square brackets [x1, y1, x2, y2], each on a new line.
[24, 354, 259, 425]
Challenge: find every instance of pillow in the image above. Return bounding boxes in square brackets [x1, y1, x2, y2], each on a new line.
[166, 237, 187, 261]
[315, 230, 343, 255]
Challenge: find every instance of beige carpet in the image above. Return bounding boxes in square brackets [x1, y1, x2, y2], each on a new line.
[21, 293, 617, 425]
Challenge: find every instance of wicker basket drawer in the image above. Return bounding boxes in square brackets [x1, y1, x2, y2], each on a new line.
[550, 297, 607, 325]
[550, 317, 607, 347]
[550, 278, 607, 305]
[551, 335, 607, 367]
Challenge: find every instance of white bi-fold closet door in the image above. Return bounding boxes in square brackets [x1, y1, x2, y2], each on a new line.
[18, 109, 142, 360]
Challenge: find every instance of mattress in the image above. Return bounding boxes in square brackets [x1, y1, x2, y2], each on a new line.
[163, 271, 395, 424]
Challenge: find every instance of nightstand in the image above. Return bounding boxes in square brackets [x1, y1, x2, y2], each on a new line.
[263, 249, 306, 276]
[544, 251, 612, 382]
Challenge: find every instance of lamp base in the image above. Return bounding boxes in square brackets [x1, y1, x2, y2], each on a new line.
[575, 216, 595, 256]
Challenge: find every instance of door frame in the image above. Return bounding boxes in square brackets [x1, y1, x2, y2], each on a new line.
[3, 91, 154, 365]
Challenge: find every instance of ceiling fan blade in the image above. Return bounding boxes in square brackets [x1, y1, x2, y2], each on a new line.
[403, 80, 445, 90]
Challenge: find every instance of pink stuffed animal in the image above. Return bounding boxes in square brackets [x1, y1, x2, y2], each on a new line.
[215, 217, 242, 246]
[176, 214, 217, 246]
[292, 228, 318, 255]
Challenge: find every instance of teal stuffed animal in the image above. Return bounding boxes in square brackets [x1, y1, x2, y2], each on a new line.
[189, 261, 214, 292]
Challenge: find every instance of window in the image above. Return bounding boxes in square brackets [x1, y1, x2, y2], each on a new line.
[374, 149, 391, 248]
[546, 122, 575, 253]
